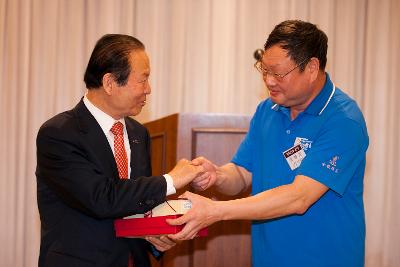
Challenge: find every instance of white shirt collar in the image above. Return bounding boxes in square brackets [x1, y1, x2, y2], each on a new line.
[83, 93, 125, 135]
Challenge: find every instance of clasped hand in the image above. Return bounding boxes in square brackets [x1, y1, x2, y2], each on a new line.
[190, 157, 218, 191]
[168, 157, 217, 190]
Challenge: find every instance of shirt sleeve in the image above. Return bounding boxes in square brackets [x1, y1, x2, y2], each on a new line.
[296, 117, 369, 195]
[231, 107, 261, 172]
[163, 174, 176, 196]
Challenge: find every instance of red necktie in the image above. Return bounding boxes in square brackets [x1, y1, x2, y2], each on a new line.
[110, 122, 128, 179]
[110, 122, 134, 266]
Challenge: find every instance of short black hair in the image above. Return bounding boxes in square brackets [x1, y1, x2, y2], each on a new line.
[264, 20, 328, 71]
[84, 34, 145, 89]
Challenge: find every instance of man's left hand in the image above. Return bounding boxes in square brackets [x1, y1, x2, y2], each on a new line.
[145, 235, 178, 252]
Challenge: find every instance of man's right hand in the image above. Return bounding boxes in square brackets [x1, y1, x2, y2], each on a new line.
[190, 157, 217, 191]
[168, 159, 206, 190]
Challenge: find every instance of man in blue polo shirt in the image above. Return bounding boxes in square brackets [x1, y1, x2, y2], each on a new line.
[168, 20, 369, 267]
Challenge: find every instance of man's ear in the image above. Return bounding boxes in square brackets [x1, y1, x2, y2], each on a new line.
[307, 57, 320, 82]
[102, 73, 115, 95]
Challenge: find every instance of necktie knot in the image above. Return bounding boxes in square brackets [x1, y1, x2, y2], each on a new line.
[111, 122, 124, 136]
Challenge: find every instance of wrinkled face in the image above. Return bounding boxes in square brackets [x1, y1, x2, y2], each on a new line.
[110, 50, 151, 117]
[261, 45, 314, 108]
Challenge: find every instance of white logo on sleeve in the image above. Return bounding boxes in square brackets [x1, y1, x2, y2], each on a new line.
[322, 156, 340, 173]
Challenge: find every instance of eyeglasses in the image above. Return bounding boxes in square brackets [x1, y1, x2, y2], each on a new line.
[254, 58, 308, 80]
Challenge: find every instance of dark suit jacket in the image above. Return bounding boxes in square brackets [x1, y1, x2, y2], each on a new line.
[36, 99, 167, 267]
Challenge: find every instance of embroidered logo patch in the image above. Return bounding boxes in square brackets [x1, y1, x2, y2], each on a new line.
[294, 137, 313, 152]
[322, 156, 340, 173]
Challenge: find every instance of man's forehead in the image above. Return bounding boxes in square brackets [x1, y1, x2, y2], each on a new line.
[129, 50, 150, 72]
[262, 47, 291, 66]
[263, 45, 289, 58]
[130, 49, 148, 62]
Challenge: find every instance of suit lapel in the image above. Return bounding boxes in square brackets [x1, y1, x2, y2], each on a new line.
[72, 99, 119, 179]
[125, 121, 140, 175]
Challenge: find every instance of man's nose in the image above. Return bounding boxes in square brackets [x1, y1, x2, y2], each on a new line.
[263, 73, 277, 88]
[145, 81, 151, 94]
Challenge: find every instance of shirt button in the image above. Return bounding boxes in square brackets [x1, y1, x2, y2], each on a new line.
[286, 130, 291, 134]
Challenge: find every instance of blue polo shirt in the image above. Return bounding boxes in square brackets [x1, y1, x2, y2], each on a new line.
[232, 73, 369, 267]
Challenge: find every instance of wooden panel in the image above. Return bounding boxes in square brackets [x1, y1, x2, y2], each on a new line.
[149, 132, 167, 176]
[144, 113, 251, 267]
[191, 220, 251, 267]
[176, 113, 251, 161]
[189, 128, 251, 267]
[145, 114, 178, 175]
[145, 114, 191, 267]
[191, 128, 248, 165]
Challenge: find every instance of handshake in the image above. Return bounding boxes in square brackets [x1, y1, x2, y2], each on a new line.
[167, 157, 219, 192]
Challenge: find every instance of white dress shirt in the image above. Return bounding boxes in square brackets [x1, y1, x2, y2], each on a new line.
[83, 95, 176, 196]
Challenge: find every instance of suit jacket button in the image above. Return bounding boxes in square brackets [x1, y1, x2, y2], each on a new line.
[145, 200, 154, 205]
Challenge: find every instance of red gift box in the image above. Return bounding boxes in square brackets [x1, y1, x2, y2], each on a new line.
[114, 199, 208, 237]
[114, 214, 208, 237]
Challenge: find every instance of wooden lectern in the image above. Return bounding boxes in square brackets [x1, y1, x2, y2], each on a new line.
[144, 113, 252, 267]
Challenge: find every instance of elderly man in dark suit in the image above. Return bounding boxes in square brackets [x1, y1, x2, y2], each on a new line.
[36, 34, 205, 267]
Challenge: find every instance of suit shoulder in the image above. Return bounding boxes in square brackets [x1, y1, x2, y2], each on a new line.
[125, 117, 147, 133]
[38, 109, 77, 137]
